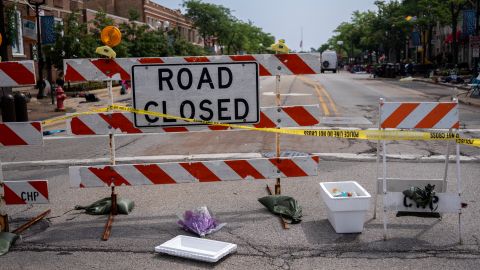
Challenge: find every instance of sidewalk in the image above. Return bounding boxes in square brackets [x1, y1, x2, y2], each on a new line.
[412, 77, 480, 107]
[1, 86, 131, 130]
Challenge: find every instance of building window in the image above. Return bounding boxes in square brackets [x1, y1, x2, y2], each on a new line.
[12, 11, 24, 56]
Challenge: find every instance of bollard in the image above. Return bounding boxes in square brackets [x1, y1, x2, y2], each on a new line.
[1, 94, 16, 122]
[14, 92, 29, 122]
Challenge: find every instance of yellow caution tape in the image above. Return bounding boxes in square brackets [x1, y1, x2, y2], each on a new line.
[108, 105, 480, 148]
[41, 107, 109, 125]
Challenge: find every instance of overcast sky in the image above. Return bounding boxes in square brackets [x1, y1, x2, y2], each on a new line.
[154, 0, 378, 51]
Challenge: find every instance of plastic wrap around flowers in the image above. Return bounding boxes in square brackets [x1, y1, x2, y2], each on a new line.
[177, 207, 226, 237]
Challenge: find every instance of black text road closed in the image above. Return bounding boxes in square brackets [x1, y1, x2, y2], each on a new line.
[132, 62, 259, 127]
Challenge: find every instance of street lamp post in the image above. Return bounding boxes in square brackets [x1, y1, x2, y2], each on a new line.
[29, 0, 46, 99]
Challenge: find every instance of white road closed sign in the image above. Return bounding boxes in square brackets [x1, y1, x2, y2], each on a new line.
[132, 62, 259, 127]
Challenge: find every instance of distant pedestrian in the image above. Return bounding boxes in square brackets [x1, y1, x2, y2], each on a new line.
[120, 80, 129, 95]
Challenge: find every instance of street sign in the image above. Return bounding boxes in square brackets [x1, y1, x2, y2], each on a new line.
[3, 180, 49, 205]
[132, 62, 259, 127]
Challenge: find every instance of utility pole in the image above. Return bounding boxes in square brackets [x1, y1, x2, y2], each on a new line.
[28, 0, 46, 99]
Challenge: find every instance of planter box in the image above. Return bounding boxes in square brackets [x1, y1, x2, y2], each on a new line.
[319, 181, 371, 233]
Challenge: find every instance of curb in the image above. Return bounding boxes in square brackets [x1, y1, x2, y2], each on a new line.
[412, 78, 480, 107]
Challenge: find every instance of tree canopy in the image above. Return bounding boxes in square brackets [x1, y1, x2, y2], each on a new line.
[183, 0, 275, 54]
[44, 10, 207, 71]
[320, 0, 472, 64]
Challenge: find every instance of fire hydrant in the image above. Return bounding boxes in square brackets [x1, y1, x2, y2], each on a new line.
[55, 85, 67, 112]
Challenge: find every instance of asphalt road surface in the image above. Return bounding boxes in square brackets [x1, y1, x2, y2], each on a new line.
[1, 71, 480, 269]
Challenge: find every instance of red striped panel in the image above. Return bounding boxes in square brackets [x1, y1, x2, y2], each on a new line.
[180, 162, 221, 182]
[0, 124, 28, 146]
[70, 118, 96, 135]
[381, 103, 419, 128]
[253, 112, 276, 128]
[269, 158, 308, 177]
[229, 55, 272, 76]
[90, 59, 130, 80]
[311, 156, 320, 163]
[208, 126, 230, 131]
[28, 181, 49, 200]
[31, 122, 42, 132]
[3, 185, 26, 205]
[98, 113, 142, 133]
[134, 164, 176, 184]
[225, 160, 266, 179]
[275, 54, 316, 74]
[88, 167, 131, 186]
[65, 63, 87, 82]
[163, 127, 189, 132]
[138, 58, 164, 64]
[414, 103, 457, 129]
[184, 57, 210, 63]
[0, 62, 35, 85]
[451, 121, 460, 129]
[282, 106, 318, 126]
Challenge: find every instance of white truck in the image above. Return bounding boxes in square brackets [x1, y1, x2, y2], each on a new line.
[321, 50, 338, 73]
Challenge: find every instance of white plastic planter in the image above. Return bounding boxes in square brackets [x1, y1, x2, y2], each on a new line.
[319, 181, 371, 233]
[155, 235, 237, 263]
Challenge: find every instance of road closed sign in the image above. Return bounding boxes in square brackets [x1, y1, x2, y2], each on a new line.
[132, 62, 259, 127]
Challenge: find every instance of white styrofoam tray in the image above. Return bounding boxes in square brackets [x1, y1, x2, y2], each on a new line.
[155, 235, 237, 263]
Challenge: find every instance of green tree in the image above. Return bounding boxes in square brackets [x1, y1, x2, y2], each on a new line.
[44, 12, 96, 71]
[120, 11, 169, 57]
[183, 0, 233, 48]
[448, 0, 468, 64]
[183, 0, 274, 54]
[90, 11, 129, 57]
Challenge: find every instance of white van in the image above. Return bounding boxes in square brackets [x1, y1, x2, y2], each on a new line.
[321, 50, 338, 73]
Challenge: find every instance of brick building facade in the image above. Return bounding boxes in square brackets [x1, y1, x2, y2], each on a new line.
[3, 0, 200, 82]
[85, 0, 201, 44]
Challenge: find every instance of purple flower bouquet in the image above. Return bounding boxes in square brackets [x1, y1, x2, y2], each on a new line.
[177, 206, 226, 237]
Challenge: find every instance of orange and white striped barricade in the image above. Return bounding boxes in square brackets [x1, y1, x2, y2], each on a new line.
[0, 61, 36, 87]
[66, 105, 320, 135]
[69, 156, 319, 188]
[376, 99, 463, 243]
[63, 54, 321, 82]
[0, 60, 50, 232]
[3, 180, 49, 205]
[0, 124, 47, 232]
[63, 54, 322, 238]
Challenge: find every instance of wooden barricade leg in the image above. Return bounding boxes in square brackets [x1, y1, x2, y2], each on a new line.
[265, 74, 288, 229]
[101, 79, 118, 241]
[0, 158, 8, 232]
[12, 210, 51, 235]
[274, 74, 282, 195]
[102, 187, 117, 241]
[456, 142, 462, 244]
